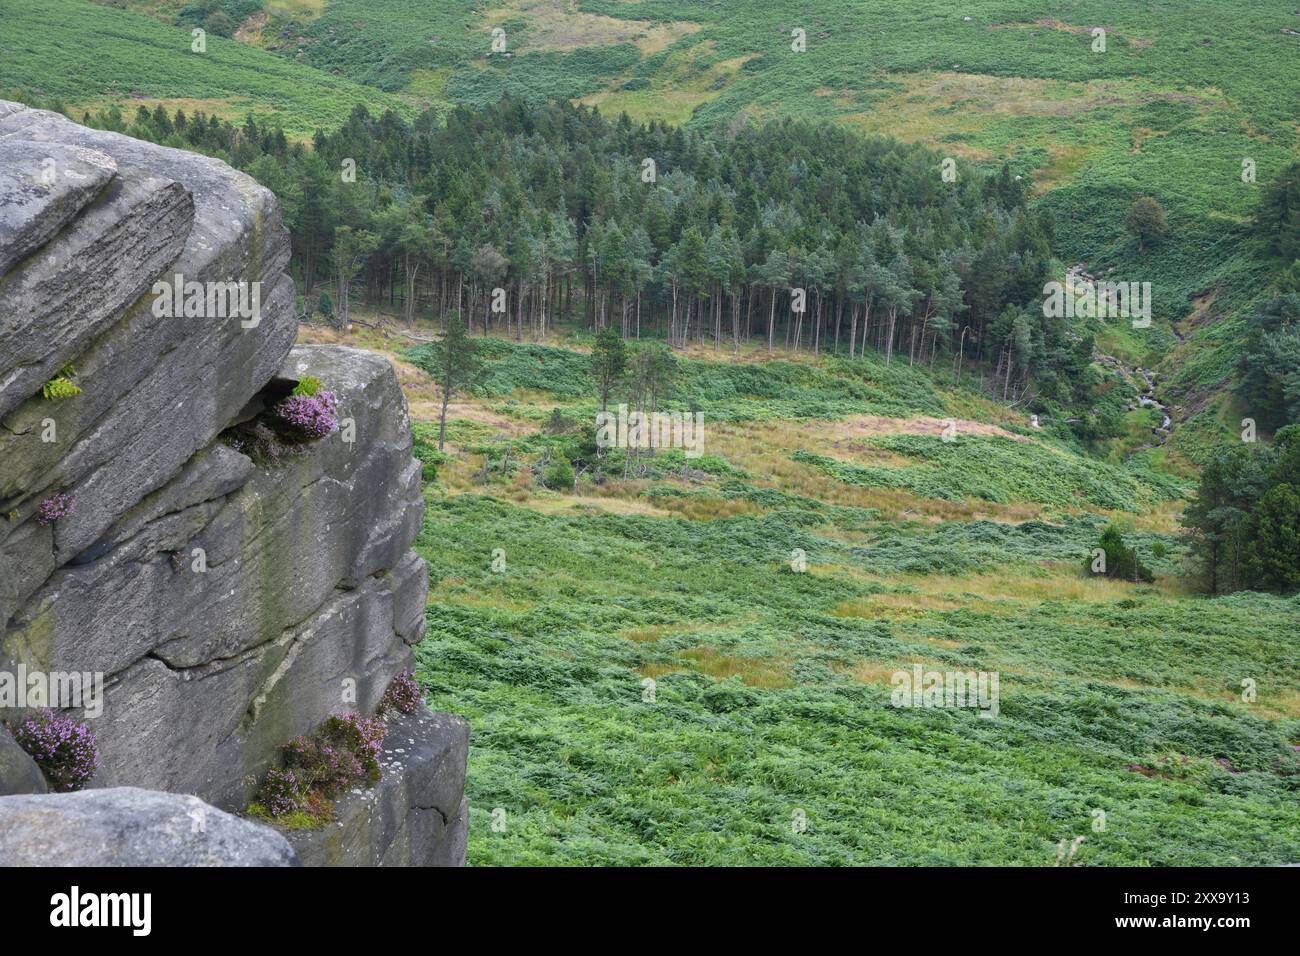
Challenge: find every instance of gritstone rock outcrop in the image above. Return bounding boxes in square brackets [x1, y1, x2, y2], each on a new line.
[0, 102, 467, 866]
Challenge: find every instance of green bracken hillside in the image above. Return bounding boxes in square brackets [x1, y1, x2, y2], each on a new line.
[371, 333, 1300, 865]
[0, 0, 414, 135]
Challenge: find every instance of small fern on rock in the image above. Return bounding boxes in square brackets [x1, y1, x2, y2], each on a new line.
[292, 375, 323, 397]
[42, 367, 81, 401]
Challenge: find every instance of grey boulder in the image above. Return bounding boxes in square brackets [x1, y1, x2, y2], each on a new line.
[0, 786, 299, 866]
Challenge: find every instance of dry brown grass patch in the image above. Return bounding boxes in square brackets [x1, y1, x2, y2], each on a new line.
[833, 592, 972, 620]
[483, 0, 699, 55]
[680, 647, 793, 688]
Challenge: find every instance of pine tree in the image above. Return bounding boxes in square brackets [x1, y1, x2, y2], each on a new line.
[1256, 162, 1300, 262]
[1086, 523, 1154, 583]
[591, 325, 627, 411]
[427, 316, 484, 451]
[330, 225, 379, 329]
[1242, 483, 1300, 593]
[1184, 430, 1293, 593]
[1239, 293, 1300, 430]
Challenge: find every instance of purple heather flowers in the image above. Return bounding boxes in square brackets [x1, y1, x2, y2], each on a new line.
[10, 709, 98, 792]
[339, 712, 387, 766]
[275, 390, 339, 441]
[256, 712, 388, 820]
[380, 671, 423, 716]
[36, 492, 75, 526]
[259, 768, 303, 818]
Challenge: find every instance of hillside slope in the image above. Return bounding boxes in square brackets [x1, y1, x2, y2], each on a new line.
[6, 0, 1297, 868]
[0, 0, 415, 135]
[44, 0, 1300, 453]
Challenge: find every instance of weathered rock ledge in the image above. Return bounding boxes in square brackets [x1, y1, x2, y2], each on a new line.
[0, 102, 466, 865]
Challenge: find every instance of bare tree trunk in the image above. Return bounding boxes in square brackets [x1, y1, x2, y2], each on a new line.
[730, 291, 739, 353]
[404, 254, 420, 328]
[714, 285, 721, 351]
[767, 287, 776, 353]
[336, 267, 350, 330]
[437, 383, 451, 451]
[745, 285, 754, 343]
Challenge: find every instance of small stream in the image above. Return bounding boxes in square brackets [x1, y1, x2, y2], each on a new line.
[1135, 367, 1172, 434]
[1066, 265, 1174, 444]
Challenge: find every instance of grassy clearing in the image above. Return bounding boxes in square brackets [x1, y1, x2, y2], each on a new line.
[483, 0, 699, 55]
[316, 318, 1300, 866]
[791, 433, 1191, 512]
[579, 42, 754, 126]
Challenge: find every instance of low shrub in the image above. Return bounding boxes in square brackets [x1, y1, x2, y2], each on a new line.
[410, 421, 449, 482]
[222, 381, 340, 463]
[543, 453, 575, 491]
[288, 712, 386, 795]
[251, 712, 387, 825]
[380, 671, 423, 716]
[258, 767, 304, 818]
[42, 376, 80, 400]
[9, 709, 98, 792]
[275, 390, 339, 441]
[292, 375, 324, 398]
[1085, 522, 1155, 583]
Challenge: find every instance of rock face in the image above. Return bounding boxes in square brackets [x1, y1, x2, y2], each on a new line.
[0, 787, 299, 866]
[0, 102, 466, 865]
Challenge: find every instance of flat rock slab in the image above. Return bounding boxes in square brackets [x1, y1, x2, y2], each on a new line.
[0, 139, 118, 278]
[0, 160, 193, 420]
[0, 786, 299, 866]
